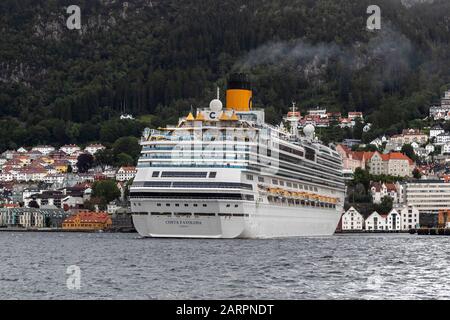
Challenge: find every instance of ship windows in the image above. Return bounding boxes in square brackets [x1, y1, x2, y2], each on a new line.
[143, 182, 171, 187]
[235, 204, 239, 208]
[161, 171, 208, 178]
[194, 213, 216, 217]
[166, 203, 170, 207]
[293, 183, 298, 189]
[193, 204, 198, 207]
[226, 204, 230, 207]
[157, 203, 161, 207]
[152, 171, 160, 177]
[272, 179, 278, 185]
[246, 174, 254, 181]
[279, 181, 284, 186]
[175, 212, 191, 216]
[209, 172, 217, 178]
[304, 146, 316, 161]
[175, 204, 180, 207]
[219, 213, 232, 217]
[184, 204, 189, 207]
[258, 177, 265, 183]
[151, 212, 171, 216]
[287, 182, 292, 188]
[203, 204, 207, 207]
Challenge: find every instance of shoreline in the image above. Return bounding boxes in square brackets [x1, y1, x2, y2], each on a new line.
[0, 227, 136, 233]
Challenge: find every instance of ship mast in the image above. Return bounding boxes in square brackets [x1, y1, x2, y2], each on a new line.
[286, 101, 300, 137]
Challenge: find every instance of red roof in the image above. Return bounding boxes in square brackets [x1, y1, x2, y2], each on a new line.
[369, 151, 413, 164]
[385, 183, 397, 192]
[64, 211, 110, 223]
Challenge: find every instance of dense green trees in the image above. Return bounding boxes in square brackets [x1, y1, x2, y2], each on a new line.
[93, 136, 140, 167]
[375, 196, 394, 215]
[0, 0, 449, 151]
[92, 179, 121, 207]
[76, 153, 94, 173]
[401, 144, 418, 162]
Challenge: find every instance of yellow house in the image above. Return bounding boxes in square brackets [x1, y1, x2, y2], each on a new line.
[53, 161, 69, 173]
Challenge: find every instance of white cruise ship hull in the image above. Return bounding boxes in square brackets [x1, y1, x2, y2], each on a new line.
[132, 202, 341, 238]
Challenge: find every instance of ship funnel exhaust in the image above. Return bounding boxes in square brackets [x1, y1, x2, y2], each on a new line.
[226, 73, 252, 111]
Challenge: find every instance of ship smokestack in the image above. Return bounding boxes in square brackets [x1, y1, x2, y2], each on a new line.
[226, 73, 252, 111]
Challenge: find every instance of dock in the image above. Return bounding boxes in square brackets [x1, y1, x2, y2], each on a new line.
[410, 228, 450, 236]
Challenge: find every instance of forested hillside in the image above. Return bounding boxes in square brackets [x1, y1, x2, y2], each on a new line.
[0, 0, 449, 150]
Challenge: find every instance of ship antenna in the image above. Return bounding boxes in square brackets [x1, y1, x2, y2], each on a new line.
[217, 86, 220, 100]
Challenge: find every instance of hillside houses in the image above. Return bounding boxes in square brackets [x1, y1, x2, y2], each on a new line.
[390, 129, 428, 146]
[429, 90, 450, 120]
[84, 144, 105, 155]
[0, 144, 106, 183]
[370, 182, 404, 204]
[368, 152, 414, 177]
[336, 145, 414, 177]
[116, 167, 137, 182]
[287, 108, 365, 129]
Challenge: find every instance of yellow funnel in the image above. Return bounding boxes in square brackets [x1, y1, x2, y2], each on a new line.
[226, 73, 252, 111]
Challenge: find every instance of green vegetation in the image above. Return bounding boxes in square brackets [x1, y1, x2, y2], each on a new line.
[76, 153, 94, 173]
[401, 144, 418, 162]
[94, 136, 140, 167]
[0, 0, 449, 152]
[346, 168, 402, 213]
[91, 179, 121, 208]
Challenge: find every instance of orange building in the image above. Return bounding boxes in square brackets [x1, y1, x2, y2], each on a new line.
[62, 211, 112, 231]
[438, 210, 450, 227]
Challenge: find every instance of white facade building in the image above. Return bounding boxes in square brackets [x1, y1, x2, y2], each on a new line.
[405, 180, 450, 214]
[365, 211, 386, 231]
[31, 145, 55, 155]
[18, 211, 45, 228]
[435, 132, 450, 145]
[425, 144, 435, 154]
[341, 207, 364, 231]
[429, 91, 450, 120]
[429, 125, 445, 140]
[385, 209, 401, 231]
[60, 144, 81, 155]
[308, 108, 327, 118]
[0, 172, 13, 182]
[370, 182, 399, 204]
[84, 144, 105, 155]
[44, 174, 66, 184]
[442, 142, 450, 155]
[399, 205, 420, 230]
[116, 167, 137, 182]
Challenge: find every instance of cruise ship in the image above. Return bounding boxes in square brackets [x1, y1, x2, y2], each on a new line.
[130, 74, 346, 238]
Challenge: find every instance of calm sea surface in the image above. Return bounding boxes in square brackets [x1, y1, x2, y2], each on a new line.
[0, 232, 449, 300]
